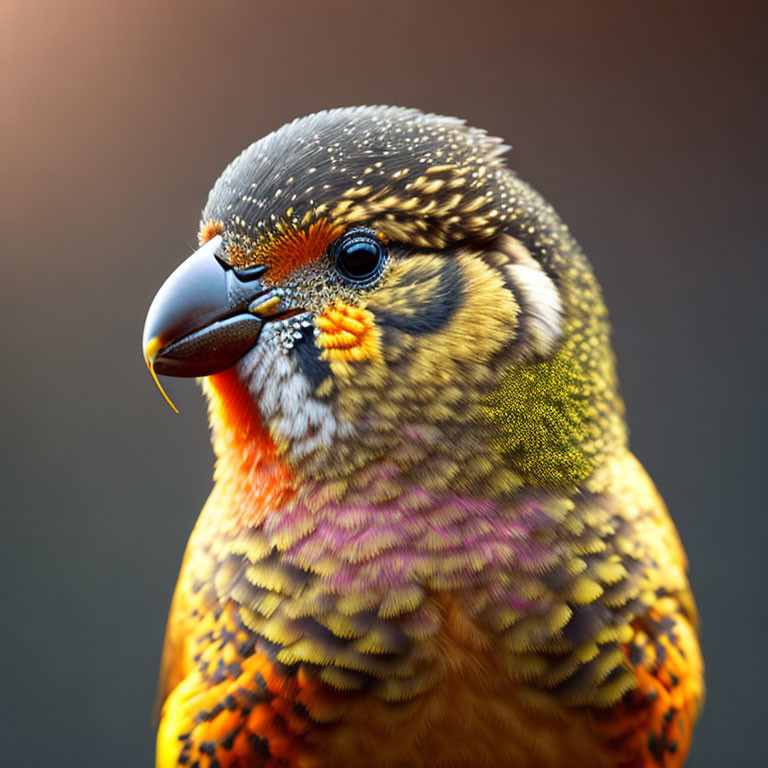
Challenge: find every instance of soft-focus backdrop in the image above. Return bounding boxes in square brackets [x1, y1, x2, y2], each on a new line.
[1, 1, 765, 765]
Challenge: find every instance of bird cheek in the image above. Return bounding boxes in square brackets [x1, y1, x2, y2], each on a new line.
[313, 300, 382, 378]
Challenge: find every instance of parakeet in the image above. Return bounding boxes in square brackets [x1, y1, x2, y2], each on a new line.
[142, 106, 703, 768]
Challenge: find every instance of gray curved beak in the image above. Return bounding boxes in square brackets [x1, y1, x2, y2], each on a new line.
[142, 235, 285, 407]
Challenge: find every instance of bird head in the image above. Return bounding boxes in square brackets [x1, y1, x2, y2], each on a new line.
[143, 106, 626, 491]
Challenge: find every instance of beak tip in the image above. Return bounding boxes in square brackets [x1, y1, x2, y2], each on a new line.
[143, 335, 163, 363]
[143, 337, 180, 414]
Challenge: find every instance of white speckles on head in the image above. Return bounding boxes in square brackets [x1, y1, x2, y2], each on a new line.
[202, 106, 516, 263]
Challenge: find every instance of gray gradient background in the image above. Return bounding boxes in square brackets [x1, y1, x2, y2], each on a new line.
[1, 1, 765, 765]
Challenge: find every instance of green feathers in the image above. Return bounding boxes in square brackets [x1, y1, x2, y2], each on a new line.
[483, 350, 592, 487]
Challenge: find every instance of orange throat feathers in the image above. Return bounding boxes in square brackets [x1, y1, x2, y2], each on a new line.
[204, 368, 294, 531]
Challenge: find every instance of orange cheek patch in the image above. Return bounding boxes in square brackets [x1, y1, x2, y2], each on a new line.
[314, 301, 381, 375]
[198, 218, 225, 245]
[227, 219, 343, 283]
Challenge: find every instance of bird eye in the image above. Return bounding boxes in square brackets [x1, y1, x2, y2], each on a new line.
[331, 228, 387, 287]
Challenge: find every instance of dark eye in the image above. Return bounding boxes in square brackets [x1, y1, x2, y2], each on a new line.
[331, 228, 387, 287]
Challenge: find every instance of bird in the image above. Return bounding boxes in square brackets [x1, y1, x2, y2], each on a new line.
[142, 106, 703, 768]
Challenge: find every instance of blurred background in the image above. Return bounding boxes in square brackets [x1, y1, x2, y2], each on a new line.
[1, 1, 765, 765]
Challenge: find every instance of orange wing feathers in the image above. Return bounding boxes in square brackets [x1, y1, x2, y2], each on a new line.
[597, 599, 703, 768]
[157, 602, 311, 768]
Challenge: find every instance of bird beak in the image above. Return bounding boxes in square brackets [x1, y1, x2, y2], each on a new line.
[142, 235, 284, 410]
